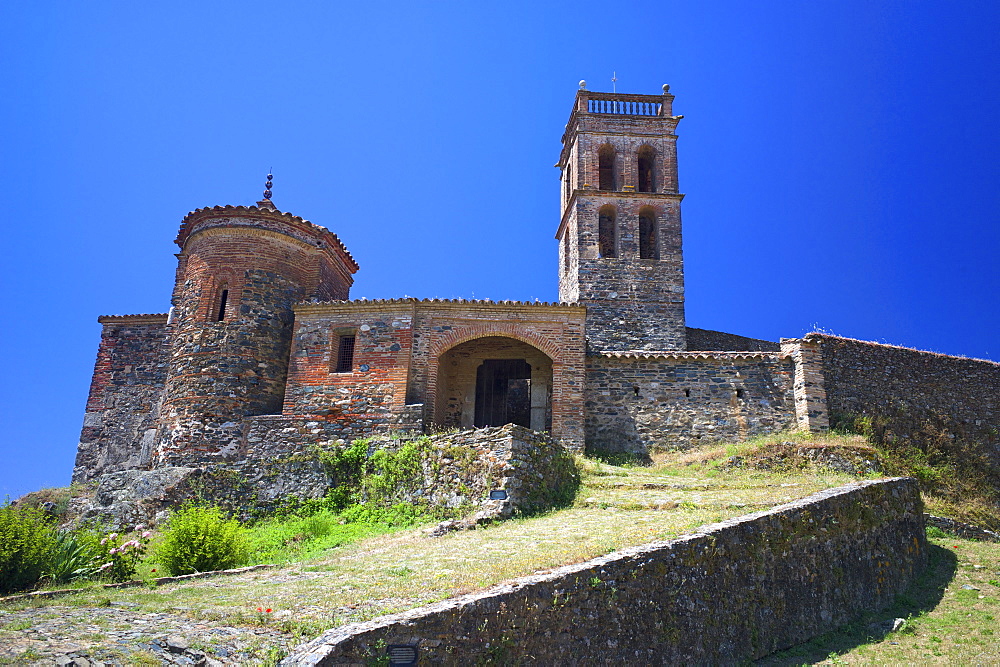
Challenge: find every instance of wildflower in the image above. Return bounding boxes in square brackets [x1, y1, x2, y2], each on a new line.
[142, 531, 152, 538]
[109, 547, 118, 555]
[266, 609, 272, 613]
[109, 533, 118, 540]
[100, 537, 109, 545]
[99, 562, 113, 571]
[151, 568, 157, 573]
[134, 524, 146, 531]
[257, 607, 263, 612]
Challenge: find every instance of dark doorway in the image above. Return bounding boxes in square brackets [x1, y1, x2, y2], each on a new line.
[474, 359, 532, 428]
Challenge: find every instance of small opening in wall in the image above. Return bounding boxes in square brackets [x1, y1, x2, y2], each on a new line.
[684, 388, 691, 398]
[633, 385, 640, 397]
[736, 388, 745, 398]
[216, 289, 229, 322]
[335, 334, 356, 373]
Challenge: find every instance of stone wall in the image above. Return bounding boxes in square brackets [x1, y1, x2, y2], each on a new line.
[284, 477, 926, 665]
[74, 315, 170, 483]
[686, 326, 780, 352]
[584, 351, 796, 457]
[154, 204, 358, 468]
[79, 423, 578, 526]
[806, 333, 1000, 454]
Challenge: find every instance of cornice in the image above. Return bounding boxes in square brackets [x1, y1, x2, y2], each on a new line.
[98, 313, 170, 325]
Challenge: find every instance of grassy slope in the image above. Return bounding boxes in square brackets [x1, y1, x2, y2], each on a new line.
[2, 431, 997, 664]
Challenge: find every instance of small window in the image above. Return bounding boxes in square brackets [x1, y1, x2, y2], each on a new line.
[215, 286, 229, 321]
[598, 144, 616, 191]
[639, 208, 658, 260]
[334, 334, 356, 373]
[637, 146, 655, 193]
[598, 206, 617, 258]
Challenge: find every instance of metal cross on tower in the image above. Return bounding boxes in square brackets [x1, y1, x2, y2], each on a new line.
[612, 71, 617, 93]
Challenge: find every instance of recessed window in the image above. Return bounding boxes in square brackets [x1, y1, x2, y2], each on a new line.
[334, 334, 356, 373]
[598, 206, 617, 258]
[214, 285, 229, 322]
[639, 207, 658, 260]
[736, 388, 745, 398]
[598, 144, 616, 191]
[637, 146, 655, 193]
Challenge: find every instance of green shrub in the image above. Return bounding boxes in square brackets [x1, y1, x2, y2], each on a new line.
[0, 503, 56, 595]
[157, 504, 248, 576]
[45, 530, 100, 584]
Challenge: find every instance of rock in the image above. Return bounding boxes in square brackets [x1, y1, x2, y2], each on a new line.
[961, 584, 981, 591]
[166, 635, 190, 652]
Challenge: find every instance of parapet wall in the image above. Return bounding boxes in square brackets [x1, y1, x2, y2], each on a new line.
[284, 477, 926, 665]
[584, 351, 796, 456]
[810, 333, 1000, 455]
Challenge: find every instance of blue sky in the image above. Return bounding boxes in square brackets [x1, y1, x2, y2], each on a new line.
[2, 1, 997, 497]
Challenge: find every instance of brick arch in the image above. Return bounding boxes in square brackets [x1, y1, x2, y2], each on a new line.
[427, 323, 563, 363]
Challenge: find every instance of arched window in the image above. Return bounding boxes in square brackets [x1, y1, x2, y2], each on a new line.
[637, 146, 655, 193]
[598, 144, 616, 191]
[214, 283, 229, 321]
[639, 207, 658, 260]
[598, 206, 617, 258]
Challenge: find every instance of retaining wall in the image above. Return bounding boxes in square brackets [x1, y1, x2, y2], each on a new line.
[284, 477, 926, 666]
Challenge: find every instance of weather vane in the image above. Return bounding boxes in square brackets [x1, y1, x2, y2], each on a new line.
[612, 71, 617, 93]
[263, 170, 273, 200]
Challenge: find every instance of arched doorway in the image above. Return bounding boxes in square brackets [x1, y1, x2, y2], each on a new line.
[434, 336, 553, 431]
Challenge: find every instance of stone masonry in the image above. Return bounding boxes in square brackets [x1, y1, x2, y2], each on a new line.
[74, 84, 1000, 510]
[285, 478, 927, 665]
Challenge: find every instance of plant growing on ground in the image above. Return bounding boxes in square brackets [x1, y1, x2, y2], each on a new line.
[45, 529, 100, 584]
[0, 502, 56, 595]
[157, 504, 248, 575]
[97, 525, 152, 582]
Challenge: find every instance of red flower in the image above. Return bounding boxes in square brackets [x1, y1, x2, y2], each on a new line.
[257, 607, 263, 612]
[151, 569, 156, 573]
[266, 608, 272, 613]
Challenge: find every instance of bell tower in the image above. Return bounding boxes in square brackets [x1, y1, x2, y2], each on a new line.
[556, 84, 686, 351]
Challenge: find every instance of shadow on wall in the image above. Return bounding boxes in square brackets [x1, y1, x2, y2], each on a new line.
[757, 543, 957, 665]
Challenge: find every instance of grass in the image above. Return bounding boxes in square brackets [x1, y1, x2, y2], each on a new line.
[759, 532, 1000, 665]
[1, 431, 996, 664]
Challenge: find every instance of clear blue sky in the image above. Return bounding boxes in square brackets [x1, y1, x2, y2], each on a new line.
[2, 1, 997, 498]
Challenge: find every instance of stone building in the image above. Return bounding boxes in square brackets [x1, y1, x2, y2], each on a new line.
[74, 85, 1000, 485]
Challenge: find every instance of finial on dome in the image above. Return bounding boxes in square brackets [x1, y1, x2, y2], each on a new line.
[256, 170, 277, 210]
[662, 83, 671, 94]
[579, 80, 587, 90]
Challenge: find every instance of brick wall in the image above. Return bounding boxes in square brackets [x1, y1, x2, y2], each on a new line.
[585, 351, 796, 456]
[74, 315, 170, 483]
[287, 299, 588, 450]
[154, 206, 358, 467]
[285, 478, 926, 665]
